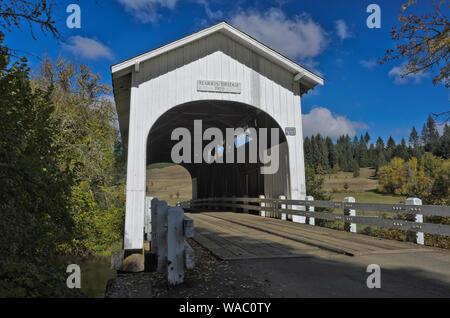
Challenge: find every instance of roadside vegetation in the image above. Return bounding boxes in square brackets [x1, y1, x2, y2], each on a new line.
[0, 35, 125, 296]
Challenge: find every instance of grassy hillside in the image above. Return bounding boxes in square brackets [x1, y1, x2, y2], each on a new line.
[323, 167, 406, 204]
[146, 164, 192, 206]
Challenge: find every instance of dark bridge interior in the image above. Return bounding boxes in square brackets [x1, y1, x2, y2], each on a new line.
[146, 100, 287, 199]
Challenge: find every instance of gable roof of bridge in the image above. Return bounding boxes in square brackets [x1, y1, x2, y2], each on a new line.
[111, 21, 324, 90]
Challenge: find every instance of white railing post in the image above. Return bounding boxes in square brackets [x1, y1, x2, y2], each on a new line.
[279, 195, 287, 220]
[152, 199, 168, 273]
[292, 198, 306, 224]
[259, 195, 266, 217]
[307, 196, 315, 226]
[167, 206, 184, 285]
[406, 197, 424, 245]
[344, 197, 356, 233]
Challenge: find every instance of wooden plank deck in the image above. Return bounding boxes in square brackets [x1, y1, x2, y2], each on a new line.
[186, 212, 434, 260]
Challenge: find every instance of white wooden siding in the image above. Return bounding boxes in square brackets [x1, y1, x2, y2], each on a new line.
[123, 32, 306, 250]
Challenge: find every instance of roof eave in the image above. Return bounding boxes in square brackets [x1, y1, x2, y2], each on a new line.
[111, 22, 324, 88]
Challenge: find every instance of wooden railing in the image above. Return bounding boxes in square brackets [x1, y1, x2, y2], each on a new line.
[179, 196, 450, 244]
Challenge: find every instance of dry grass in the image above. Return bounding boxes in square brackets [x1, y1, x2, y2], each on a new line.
[146, 164, 192, 206]
[323, 167, 378, 193]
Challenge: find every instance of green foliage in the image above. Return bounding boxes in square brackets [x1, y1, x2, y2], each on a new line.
[32, 56, 125, 256]
[0, 32, 77, 296]
[305, 165, 335, 229]
[304, 115, 448, 174]
[352, 160, 360, 177]
[305, 165, 331, 201]
[0, 34, 125, 296]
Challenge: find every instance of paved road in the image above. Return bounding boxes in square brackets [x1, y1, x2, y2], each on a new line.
[186, 211, 450, 297]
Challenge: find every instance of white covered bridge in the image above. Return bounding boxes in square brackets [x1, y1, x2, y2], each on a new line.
[112, 21, 323, 251]
[111, 21, 450, 295]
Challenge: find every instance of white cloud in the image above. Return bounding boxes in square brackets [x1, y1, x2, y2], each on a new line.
[335, 19, 353, 40]
[230, 8, 328, 63]
[359, 58, 377, 70]
[63, 36, 114, 60]
[196, 0, 223, 20]
[388, 63, 428, 85]
[117, 0, 178, 23]
[302, 107, 368, 138]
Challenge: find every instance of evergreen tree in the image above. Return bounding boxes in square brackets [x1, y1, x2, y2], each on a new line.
[325, 137, 337, 169]
[375, 137, 385, 152]
[303, 137, 313, 167]
[386, 136, 396, 160]
[422, 115, 440, 154]
[375, 151, 387, 171]
[352, 160, 360, 177]
[314, 134, 328, 172]
[394, 138, 409, 160]
[364, 132, 371, 144]
[439, 124, 450, 159]
[368, 143, 377, 167]
[358, 136, 369, 167]
[409, 126, 419, 147]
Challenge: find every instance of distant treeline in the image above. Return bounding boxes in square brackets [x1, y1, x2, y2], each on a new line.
[304, 115, 450, 173]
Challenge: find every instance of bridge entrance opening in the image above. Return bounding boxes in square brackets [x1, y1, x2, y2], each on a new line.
[146, 100, 289, 201]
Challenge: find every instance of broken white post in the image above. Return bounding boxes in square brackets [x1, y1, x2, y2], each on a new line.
[259, 195, 265, 217]
[406, 197, 424, 245]
[279, 195, 287, 220]
[344, 197, 356, 233]
[307, 196, 315, 226]
[150, 198, 159, 252]
[152, 199, 168, 273]
[167, 206, 184, 285]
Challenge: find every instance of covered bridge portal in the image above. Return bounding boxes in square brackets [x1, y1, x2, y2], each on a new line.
[112, 22, 324, 250]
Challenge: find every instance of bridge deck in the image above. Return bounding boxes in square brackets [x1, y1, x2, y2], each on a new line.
[186, 211, 434, 260]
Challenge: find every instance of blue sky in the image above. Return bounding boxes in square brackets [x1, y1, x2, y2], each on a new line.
[5, 0, 449, 143]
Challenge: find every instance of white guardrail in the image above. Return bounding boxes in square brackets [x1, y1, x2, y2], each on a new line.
[180, 196, 450, 245]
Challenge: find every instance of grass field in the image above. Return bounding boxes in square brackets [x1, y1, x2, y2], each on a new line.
[324, 167, 406, 203]
[146, 164, 192, 206]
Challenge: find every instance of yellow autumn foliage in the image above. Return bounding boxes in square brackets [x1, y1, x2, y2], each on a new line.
[378, 153, 449, 201]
